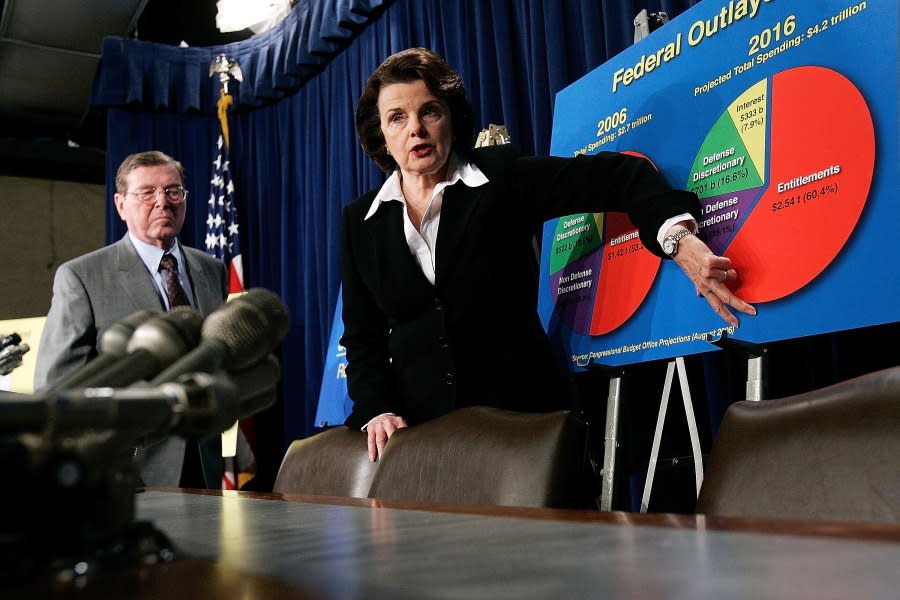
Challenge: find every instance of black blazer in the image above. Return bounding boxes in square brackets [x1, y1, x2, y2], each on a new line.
[341, 144, 700, 429]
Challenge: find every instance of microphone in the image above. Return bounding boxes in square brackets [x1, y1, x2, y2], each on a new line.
[173, 355, 282, 439]
[0, 340, 29, 376]
[43, 310, 156, 393]
[1, 332, 21, 352]
[124, 352, 285, 447]
[53, 308, 204, 390]
[0, 357, 282, 441]
[0, 373, 238, 440]
[146, 288, 290, 386]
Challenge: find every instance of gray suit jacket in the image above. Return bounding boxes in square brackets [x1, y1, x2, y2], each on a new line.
[34, 234, 229, 487]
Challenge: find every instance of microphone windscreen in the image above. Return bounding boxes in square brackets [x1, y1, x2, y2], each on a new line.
[98, 309, 156, 356]
[45, 309, 162, 392]
[126, 308, 204, 363]
[67, 309, 204, 389]
[201, 288, 291, 370]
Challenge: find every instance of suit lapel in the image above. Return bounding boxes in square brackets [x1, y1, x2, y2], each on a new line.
[434, 183, 483, 285]
[367, 202, 434, 296]
[182, 248, 221, 316]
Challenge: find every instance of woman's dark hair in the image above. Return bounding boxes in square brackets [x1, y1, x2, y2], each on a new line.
[356, 47, 475, 173]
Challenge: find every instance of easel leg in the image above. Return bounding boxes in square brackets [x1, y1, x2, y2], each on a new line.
[641, 361, 674, 513]
[600, 374, 622, 511]
[640, 357, 704, 513]
[746, 354, 766, 401]
[676, 357, 704, 498]
[705, 332, 768, 401]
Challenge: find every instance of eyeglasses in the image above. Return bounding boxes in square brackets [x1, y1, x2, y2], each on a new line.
[125, 186, 188, 204]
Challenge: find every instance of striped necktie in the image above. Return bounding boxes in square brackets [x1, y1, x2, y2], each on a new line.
[159, 253, 191, 309]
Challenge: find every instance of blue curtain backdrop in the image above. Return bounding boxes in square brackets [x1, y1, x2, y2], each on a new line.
[92, 0, 702, 492]
[90, 0, 899, 501]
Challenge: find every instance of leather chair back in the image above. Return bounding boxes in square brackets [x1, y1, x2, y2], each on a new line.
[696, 366, 900, 523]
[273, 426, 375, 498]
[367, 406, 591, 508]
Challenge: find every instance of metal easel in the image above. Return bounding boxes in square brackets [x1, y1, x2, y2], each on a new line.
[633, 9, 669, 43]
[638, 333, 768, 512]
[588, 356, 703, 512]
[593, 330, 769, 512]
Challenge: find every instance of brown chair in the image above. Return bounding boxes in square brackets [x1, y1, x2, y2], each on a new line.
[366, 406, 591, 509]
[696, 366, 900, 523]
[273, 426, 376, 498]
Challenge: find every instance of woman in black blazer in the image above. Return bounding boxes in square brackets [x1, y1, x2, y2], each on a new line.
[341, 48, 755, 460]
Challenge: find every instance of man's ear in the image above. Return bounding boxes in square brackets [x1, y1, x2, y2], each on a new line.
[113, 193, 126, 219]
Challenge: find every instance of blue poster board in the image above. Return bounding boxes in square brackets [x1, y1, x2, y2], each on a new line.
[539, 0, 899, 370]
[314, 286, 352, 427]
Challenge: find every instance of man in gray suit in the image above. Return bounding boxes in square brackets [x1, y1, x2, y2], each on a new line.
[34, 150, 228, 488]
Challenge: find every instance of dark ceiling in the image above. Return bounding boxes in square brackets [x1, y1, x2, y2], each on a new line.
[0, 0, 255, 184]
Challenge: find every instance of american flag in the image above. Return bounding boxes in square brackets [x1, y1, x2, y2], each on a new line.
[206, 130, 245, 293]
[207, 89, 252, 490]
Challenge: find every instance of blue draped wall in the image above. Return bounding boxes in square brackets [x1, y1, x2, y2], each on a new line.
[91, 0, 900, 504]
[92, 0, 704, 492]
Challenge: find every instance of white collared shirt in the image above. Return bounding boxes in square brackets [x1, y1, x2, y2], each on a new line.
[128, 233, 196, 310]
[364, 154, 489, 284]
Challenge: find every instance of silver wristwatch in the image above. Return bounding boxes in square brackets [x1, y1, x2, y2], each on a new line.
[662, 228, 693, 257]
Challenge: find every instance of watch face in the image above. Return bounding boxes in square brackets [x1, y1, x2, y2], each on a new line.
[663, 239, 675, 255]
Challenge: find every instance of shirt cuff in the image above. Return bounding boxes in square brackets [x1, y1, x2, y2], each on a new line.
[361, 412, 395, 432]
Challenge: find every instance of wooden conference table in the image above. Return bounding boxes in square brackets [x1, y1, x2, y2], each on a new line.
[14, 488, 900, 598]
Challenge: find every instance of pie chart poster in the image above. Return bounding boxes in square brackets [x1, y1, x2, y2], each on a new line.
[539, 0, 899, 370]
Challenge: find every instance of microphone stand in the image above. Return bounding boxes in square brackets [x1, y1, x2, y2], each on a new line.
[1, 353, 283, 586]
[0, 429, 176, 585]
[0, 372, 240, 585]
